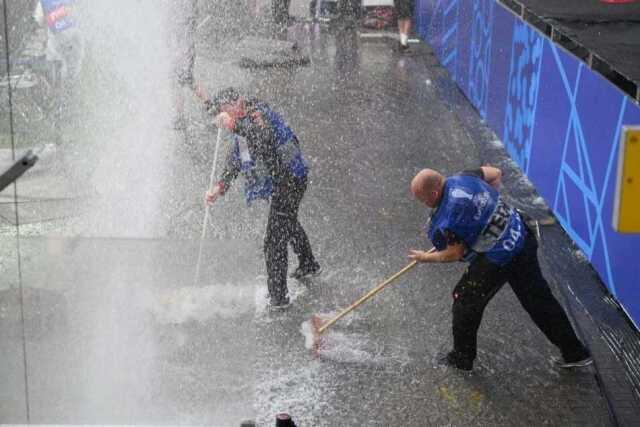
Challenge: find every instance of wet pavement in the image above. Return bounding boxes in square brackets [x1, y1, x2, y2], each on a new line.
[0, 7, 632, 426]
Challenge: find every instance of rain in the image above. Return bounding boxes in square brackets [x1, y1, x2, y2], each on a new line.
[1, 0, 638, 426]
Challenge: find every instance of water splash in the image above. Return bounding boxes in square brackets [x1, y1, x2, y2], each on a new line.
[68, 0, 177, 238]
[149, 283, 256, 324]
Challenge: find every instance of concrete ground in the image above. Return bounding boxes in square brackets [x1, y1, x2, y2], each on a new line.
[1, 5, 637, 426]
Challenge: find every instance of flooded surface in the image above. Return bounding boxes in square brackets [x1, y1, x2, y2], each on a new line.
[0, 1, 614, 425]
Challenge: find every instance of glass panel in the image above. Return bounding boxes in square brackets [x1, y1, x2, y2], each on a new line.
[0, 0, 30, 422]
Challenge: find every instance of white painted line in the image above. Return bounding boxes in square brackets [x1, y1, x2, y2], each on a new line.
[359, 32, 397, 39]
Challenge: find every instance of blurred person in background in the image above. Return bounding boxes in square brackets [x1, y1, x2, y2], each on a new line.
[33, 0, 84, 86]
[171, 0, 200, 130]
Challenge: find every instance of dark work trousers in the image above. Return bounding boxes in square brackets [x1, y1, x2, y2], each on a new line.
[272, 0, 291, 25]
[451, 227, 589, 365]
[264, 176, 316, 300]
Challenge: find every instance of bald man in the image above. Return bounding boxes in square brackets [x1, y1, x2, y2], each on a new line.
[409, 167, 592, 371]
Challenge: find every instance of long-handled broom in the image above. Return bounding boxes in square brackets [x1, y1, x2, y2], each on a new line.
[309, 248, 435, 351]
[193, 127, 223, 286]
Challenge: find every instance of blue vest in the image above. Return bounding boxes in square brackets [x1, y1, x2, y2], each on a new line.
[426, 175, 526, 266]
[232, 135, 274, 205]
[254, 103, 308, 179]
[232, 103, 308, 204]
[41, 0, 75, 33]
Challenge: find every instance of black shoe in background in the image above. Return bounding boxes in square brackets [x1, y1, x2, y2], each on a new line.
[398, 42, 410, 53]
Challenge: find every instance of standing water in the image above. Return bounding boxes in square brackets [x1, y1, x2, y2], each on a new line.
[0, 1, 617, 425]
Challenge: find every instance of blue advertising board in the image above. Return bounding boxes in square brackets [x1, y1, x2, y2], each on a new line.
[416, 0, 640, 328]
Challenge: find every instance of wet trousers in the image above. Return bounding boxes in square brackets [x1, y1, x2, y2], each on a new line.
[450, 228, 589, 366]
[264, 176, 316, 300]
[272, 0, 291, 25]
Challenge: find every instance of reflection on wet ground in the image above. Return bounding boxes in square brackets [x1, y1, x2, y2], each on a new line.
[0, 9, 616, 426]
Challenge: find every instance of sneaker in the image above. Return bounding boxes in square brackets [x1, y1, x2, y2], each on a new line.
[268, 295, 291, 311]
[553, 356, 593, 369]
[290, 262, 322, 280]
[438, 351, 473, 371]
[397, 42, 410, 53]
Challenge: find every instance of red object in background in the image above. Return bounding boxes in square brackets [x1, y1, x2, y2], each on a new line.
[600, 0, 637, 4]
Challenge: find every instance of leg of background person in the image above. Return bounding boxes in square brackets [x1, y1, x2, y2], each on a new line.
[451, 257, 507, 367]
[338, 0, 359, 18]
[508, 233, 590, 361]
[63, 31, 84, 82]
[174, 44, 195, 129]
[397, 0, 414, 48]
[398, 18, 412, 47]
[401, 19, 411, 42]
[272, 0, 291, 25]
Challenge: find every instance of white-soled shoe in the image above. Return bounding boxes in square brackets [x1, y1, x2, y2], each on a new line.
[553, 356, 593, 369]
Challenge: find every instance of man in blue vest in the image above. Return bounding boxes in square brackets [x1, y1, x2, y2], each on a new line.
[408, 167, 592, 371]
[202, 87, 320, 309]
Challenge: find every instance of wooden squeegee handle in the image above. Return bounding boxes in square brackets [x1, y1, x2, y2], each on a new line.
[318, 252, 432, 335]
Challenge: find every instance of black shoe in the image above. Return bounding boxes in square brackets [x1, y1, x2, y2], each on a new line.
[269, 295, 290, 311]
[290, 262, 322, 280]
[398, 42, 410, 53]
[439, 351, 473, 371]
[553, 355, 593, 369]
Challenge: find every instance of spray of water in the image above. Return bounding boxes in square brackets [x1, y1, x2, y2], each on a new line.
[70, 0, 176, 238]
[33, 2, 196, 422]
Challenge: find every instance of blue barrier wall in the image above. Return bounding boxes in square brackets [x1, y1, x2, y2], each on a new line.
[416, 0, 640, 328]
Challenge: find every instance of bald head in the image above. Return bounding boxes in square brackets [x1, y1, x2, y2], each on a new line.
[411, 169, 445, 207]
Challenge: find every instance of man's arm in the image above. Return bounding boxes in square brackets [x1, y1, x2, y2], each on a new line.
[205, 146, 239, 204]
[408, 242, 466, 263]
[480, 165, 502, 190]
[217, 145, 240, 194]
[461, 166, 502, 190]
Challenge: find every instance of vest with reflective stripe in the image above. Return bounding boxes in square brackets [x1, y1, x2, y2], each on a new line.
[426, 175, 526, 266]
[232, 135, 273, 205]
[254, 103, 308, 179]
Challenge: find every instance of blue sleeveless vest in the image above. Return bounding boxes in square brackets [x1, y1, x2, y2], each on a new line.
[232, 103, 308, 204]
[254, 103, 308, 179]
[232, 135, 273, 205]
[426, 175, 526, 266]
[40, 0, 75, 33]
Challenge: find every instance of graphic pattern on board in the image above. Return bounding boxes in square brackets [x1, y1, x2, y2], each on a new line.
[415, 0, 640, 326]
[550, 45, 628, 296]
[502, 21, 544, 175]
[468, 0, 494, 119]
[432, 0, 460, 80]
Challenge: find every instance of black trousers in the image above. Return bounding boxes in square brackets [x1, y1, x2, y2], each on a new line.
[272, 0, 291, 25]
[264, 176, 316, 300]
[395, 0, 415, 19]
[451, 227, 589, 365]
